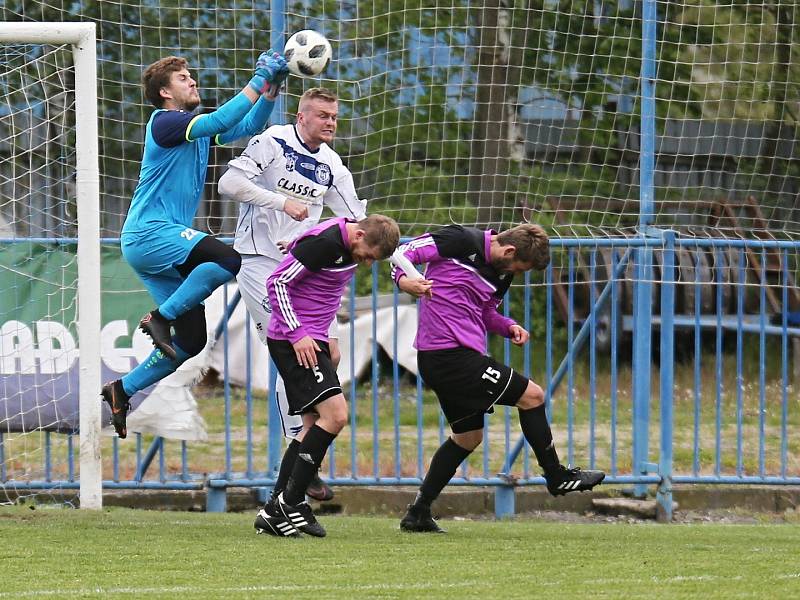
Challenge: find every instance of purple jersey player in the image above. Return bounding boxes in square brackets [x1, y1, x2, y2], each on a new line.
[254, 215, 400, 538]
[392, 223, 605, 533]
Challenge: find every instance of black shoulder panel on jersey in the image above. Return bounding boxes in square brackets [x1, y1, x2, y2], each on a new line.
[290, 225, 352, 271]
[433, 225, 514, 296]
[152, 110, 195, 148]
[430, 225, 485, 260]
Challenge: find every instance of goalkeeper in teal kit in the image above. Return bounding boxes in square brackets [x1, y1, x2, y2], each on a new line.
[101, 52, 289, 438]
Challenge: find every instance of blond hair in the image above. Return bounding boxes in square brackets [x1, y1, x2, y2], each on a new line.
[298, 87, 338, 113]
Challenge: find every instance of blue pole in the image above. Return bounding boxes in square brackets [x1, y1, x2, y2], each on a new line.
[631, 0, 658, 498]
[781, 251, 789, 477]
[371, 263, 380, 478]
[610, 250, 619, 477]
[223, 285, 232, 477]
[736, 249, 745, 476]
[267, 360, 281, 479]
[245, 312, 254, 479]
[632, 247, 653, 498]
[567, 249, 575, 466]
[349, 277, 358, 478]
[657, 231, 675, 521]
[640, 0, 657, 228]
[393, 284, 401, 478]
[758, 251, 767, 476]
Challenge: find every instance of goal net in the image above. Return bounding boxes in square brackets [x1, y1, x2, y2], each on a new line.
[0, 23, 101, 509]
[1, 4, 798, 492]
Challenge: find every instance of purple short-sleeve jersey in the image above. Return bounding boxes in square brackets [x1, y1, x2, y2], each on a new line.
[391, 225, 517, 353]
[267, 217, 356, 343]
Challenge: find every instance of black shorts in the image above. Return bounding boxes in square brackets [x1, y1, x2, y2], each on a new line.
[417, 347, 529, 433]
[267, 338, 342, 415]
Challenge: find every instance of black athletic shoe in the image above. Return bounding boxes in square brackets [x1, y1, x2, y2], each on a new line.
[306, 473, 334, 502]
[139, 310, 176, 361]
[100, 380, 130, 439]
[399, 504, 445, 533]
[545, 465, 605, 496]
[277, 493, 326, 538]
[254, 499, 299, 537]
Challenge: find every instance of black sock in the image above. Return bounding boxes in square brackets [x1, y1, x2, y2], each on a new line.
[270, 439, 300, 502]
[283, 424, 337, 505]
[518, 404, 561, 477]
[415, 437, 473, 508]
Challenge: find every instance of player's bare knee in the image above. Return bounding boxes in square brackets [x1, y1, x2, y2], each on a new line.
[516, 381, 545, 410]
[452, 430, 482, 451]
[316, 394, 348, 433]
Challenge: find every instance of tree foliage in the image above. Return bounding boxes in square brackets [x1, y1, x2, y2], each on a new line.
[1, 0, 797, 236]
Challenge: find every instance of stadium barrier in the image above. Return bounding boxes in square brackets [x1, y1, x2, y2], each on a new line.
[4, 236, 798, 519]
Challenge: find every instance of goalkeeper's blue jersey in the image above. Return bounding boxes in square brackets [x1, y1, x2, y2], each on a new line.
[122, 109, 210, 234]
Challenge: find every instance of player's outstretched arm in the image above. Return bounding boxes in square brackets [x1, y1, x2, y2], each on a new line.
[218, 166, 308, 221]
[391, 240, 435, 298]
[323, 168, 367, 221]
[187, 51, 288, 142]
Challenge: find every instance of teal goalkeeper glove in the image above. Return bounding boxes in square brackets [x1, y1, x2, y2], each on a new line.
[248, 50, 289, 93]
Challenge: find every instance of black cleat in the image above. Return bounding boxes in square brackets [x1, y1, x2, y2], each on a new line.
[254, 499, 300, 537]
[399, 504, 445, 533]
[277, 493, 326, 538]
[100, 380, 130, 439]
[306, 473, 334, 502]
[139, 310, 176, 360]
[545, 465, 605, 496]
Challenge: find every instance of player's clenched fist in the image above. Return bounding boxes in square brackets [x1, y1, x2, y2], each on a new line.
[508, 324, 529, 346]
[249, 50, 289, 94]
[283, 198, 309, 221]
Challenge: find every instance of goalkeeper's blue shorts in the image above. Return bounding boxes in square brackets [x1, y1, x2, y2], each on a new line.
[121, 223, 207, 304]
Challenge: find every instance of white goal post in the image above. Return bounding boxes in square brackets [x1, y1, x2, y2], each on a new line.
[0, 22, 101, 509]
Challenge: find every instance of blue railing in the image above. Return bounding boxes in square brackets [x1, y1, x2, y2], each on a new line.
[3, 236, 798, 517]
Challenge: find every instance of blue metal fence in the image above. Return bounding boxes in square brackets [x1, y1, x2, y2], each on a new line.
[3, 236, 797, 517]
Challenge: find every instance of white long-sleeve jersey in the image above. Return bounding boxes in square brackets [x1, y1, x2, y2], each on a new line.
[223, 123, 366, 261]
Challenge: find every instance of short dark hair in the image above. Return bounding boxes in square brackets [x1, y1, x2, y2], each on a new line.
[142, 56, 188, 108]
[358, 214, 400, 259]
[496, 223, 550, 270]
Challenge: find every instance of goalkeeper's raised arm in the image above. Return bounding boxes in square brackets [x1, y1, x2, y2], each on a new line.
[104, 52, 287, 441]
[184, 51, 289, 144]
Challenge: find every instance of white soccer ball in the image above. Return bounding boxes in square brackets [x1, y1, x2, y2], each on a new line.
[284, 30, 332, 77]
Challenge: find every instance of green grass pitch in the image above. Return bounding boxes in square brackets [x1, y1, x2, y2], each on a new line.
[1, 507, 798, 599]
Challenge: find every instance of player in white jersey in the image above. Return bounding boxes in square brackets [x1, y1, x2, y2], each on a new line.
[218, 87, 365, 505]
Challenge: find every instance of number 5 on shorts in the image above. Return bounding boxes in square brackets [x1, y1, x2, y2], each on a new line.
[312, 365, 324, 383]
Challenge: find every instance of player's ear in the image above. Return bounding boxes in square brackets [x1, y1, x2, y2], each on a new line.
[502, 244, 516, 259]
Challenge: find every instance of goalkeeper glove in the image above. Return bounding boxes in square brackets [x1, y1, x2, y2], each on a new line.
[248, 50, 289, 93]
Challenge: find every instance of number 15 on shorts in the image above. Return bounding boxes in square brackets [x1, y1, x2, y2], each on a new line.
[482, 366, 501, 384]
